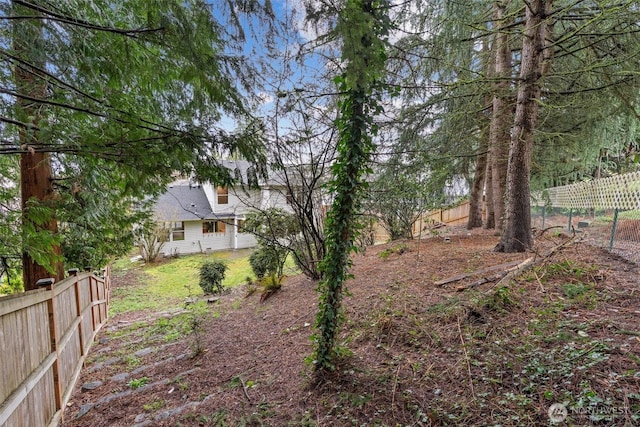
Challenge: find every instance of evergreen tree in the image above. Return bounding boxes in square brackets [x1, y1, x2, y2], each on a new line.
[312, 0, 390, 372]
[1, 0, 271, 288]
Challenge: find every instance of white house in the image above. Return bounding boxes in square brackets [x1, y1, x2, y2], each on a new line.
[154, 160, 291, 255]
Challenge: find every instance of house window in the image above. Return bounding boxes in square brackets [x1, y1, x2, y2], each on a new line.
[203, 220, 226, 234]
[217, 186, 228, 204]
[166, 222, 184, 241]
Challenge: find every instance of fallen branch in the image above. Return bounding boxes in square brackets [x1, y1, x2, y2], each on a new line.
[449, 232, 577, 292]
[457, 316, 475, 399]
[482, 233, 577, 292]
[238, 376, 252, 403]
[455, 271, 508, 292]
[490, 257, 537, 289]
[434, 260, 523, 287]
[456, 258, 533, 292]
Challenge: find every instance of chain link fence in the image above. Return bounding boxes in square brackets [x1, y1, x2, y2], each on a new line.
[531, 171, 640, 264]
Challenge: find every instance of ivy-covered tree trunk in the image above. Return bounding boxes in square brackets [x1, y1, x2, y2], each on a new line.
[313, 0, 388, 372]
[13, 3, 64, 289]
[495, 0, 553, 252]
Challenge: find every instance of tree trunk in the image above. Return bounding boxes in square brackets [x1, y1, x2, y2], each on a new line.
[468, 34, 492, 230]
[488, 1, 512, 231]
[495, 0, 553, 253]
[467, 134, 488, 229]
[20, 152, 65, 290]
[483, 160, 495, 229]
[13, 3, 65, 289]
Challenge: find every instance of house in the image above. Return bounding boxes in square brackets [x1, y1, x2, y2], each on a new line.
[154, 160, 291, 255]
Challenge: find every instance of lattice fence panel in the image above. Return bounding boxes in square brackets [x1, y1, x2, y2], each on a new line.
[532, 171, 640, 210]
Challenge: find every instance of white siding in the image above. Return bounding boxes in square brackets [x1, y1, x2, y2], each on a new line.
[161, 219, 257, 255]
[235, 233, 257, 249]
[161, 221, 204, 255]
[261, 186, 292, 212]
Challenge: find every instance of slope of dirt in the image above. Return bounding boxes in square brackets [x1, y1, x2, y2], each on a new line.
[61, 230, 640, 426]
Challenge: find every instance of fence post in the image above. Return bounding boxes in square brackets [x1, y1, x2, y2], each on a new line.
[541, 205, 546, 229]
[36, 277, 63, 413]
[609, 209, 619, 250]
[68, 268, 86, 357]
[567, 208, 573, 232]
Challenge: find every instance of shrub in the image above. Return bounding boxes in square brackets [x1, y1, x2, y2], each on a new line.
[249, 248, 279, 279]
[259, 273, 282, 303]
[198, 260, 228, 295]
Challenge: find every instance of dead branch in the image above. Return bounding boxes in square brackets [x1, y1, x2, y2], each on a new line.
[455, 232, 577, 292]
[435, 260, 523, 287]
[485, 233, 577, 292]
[238, 376, 252, 403]
[534, 225, 564, 237]
[455, 258, 533, 292]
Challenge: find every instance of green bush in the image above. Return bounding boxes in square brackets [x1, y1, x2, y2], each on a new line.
[198, 260, 228, 295]
[249, 248, 279, 279]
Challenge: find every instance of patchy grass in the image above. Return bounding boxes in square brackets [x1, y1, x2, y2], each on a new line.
[109, 249, 255, 315]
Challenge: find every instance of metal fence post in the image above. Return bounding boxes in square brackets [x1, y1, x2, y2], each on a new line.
[609, 208, 619, 250]
[567, 208, 573, 232]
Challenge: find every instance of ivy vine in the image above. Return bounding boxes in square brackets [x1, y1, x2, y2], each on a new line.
[312, 0, 390, 372]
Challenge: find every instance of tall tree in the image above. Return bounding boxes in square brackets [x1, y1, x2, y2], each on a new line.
[11, 2, 64, 285]
[468, 28, 493, 230]
[312, 0, 389, 372]
[487, 0, 514, 231]
[495, 0, 553, 252]
[388, 0, 492, 228]
[1, 0, 270, 289]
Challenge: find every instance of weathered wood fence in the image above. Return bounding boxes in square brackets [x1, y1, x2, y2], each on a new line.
[0, 269, 110, 427]
[422, 200, 472, 227]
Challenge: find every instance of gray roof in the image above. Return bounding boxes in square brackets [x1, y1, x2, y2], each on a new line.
[154, 183, 215, 221]
[219, 159, 286, 187]
[154, 160, 292, 222]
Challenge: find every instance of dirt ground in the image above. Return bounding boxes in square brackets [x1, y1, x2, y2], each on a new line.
[61, 228, 640, 426]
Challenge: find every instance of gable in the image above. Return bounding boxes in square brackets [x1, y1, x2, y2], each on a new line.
[154, 182, 215, 221]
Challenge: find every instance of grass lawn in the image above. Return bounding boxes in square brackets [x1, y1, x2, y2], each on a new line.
[109, 249, 255, 316]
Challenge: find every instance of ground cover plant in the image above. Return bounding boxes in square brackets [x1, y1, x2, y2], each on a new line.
[63, 230, 639, 426]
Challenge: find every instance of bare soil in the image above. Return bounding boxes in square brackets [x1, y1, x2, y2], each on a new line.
[61, 229, 640, 426]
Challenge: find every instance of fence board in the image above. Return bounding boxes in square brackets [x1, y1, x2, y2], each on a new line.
[0, 271, 110, 427]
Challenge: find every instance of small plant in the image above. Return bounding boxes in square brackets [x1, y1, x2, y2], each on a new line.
[173, 378, 189, 391]
[259, 273, 282, 303]
[125, 355, 141, 368]
[561, 282, 591, 298]
[189, 302, 209, 356]
[127, 377, 150, 389]
[143, 399, 165, 411]
[199, 260, 228, 295]
[244, 276, 258, 298]
[379, 243, 409, 260]
[484, 286, 515, 313]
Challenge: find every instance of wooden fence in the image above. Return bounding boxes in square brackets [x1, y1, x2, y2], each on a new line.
[370, 201, 473, 243]
[422, 200, 472, 227]
[0, 269, 110, 427]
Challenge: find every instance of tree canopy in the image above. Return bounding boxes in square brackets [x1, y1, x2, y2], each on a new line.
[1, 0, 271, 287]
